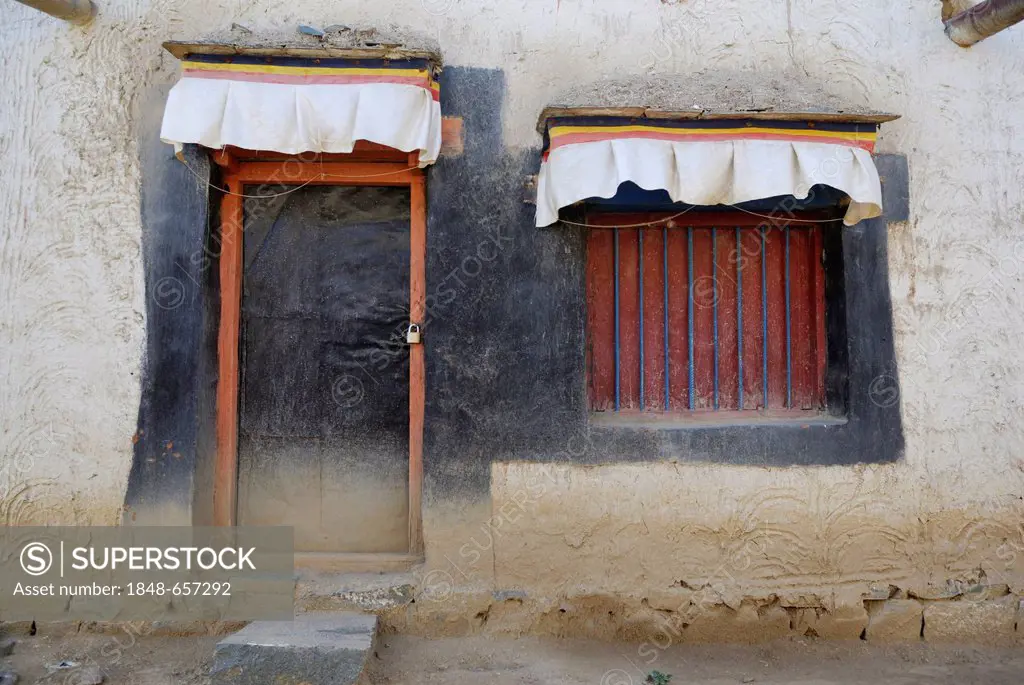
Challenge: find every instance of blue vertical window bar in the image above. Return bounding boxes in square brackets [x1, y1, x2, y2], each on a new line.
[736, 227, 744, 410]
[663, 225, 670, 410]
[784, 226, 792, 409]
[761, 228, 768, 410]
[638, 230, 645, 411]
[711, 227, 719, 410]
[687, 227, 695, 411]
[613, 229, 620, 412]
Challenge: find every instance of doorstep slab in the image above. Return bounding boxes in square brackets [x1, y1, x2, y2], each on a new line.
[296, 571, 417, 613]
[211, 613, 377, 685]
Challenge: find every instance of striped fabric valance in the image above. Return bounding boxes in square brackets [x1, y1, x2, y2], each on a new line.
[161, 54, 442, 165]
[536, 117, 884, 226]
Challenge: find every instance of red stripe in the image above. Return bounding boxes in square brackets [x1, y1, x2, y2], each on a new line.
[587, 230, 616, 412]
[183, 70, 440, 100]
[692, 229, 716, 409]
[739, 230, 764, 408]
[549, 129, 876, 153]
[765, 228, 788, 409]
[813, 228, 827, 407]
[618, 229, 641, 410]
[789, 228, 815, 409]
[666, 227, 690, 410]
[642, 228, 666, 411]
[715, 229, 739, 411]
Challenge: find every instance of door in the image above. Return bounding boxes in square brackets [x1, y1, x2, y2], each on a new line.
[234, 184, 412, 553]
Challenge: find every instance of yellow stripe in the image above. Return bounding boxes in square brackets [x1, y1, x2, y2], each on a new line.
[548, 124, 876, 143]
[182, 61, 431, 79]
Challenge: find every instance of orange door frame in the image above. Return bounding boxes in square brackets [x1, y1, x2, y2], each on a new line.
[211, 146, 426, 555]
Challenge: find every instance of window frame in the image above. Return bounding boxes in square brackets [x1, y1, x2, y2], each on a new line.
[548, 155, 907, 466]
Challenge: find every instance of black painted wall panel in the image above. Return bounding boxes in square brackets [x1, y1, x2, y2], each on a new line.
[422, 69, 905, 496]
[125, 86, 214, 523]
[423, 67, 588, 499]
[128, 69, 907, 520]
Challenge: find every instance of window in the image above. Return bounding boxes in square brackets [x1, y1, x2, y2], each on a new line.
[585, 212, 836, 419]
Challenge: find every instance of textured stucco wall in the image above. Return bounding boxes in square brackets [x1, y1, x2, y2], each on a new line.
[2, 0, 1023, 602]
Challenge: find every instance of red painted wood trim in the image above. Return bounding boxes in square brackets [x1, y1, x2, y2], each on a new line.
[214, 175, 243, 527]
[440, 117, 465, 157]
[233, 161, 418, 186]
[213, 152, 427, 558]
[408, 174, 427, 555]
[224, 142, 411, 163]
[584, 210, 837, 229]
[211, 148, 239, 172]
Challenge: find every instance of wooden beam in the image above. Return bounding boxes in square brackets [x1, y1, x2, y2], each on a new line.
[582, 210, 841, 229]
[211, 148, 239, 173]
[441, 117, 465, 157]
[14, 0, 95, 24]
[537, 106, 900, 133]
[162, 40, 442, 69]
[943, 0, 976, 21]
[536, 106, 648, 133]
[408, 175, 427, 556]
[697, 111, 900, 124]
[233, 161, 418, 186]
[945, 0, 1024, 46]
[214, 176, 243, 527]
[224, 143, 410, 164]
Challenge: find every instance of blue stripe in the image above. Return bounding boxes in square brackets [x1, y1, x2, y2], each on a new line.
[183, 54, 434, 70]
[663, 226, 670, 410]
[549, 115, 877, 134]
[614, 230, 621, 412]
[761, 229, 768, 410]
[785, 227, 792, 409]
[712, 227, 719, 410]
[736, 227, 744, 411]
[688, 227, 695, 411]
[638, 230, 645, 411]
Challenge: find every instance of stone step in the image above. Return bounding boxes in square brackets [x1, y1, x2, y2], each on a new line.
[211, 613, 377, 685]
[296, 571, 417, 613]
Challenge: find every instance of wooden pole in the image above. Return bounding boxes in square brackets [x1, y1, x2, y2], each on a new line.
[14, 0, 96, 24]
[408, 173, 427, 555]
[214, 177, 243, 527]
[945, 0, 1024, 46]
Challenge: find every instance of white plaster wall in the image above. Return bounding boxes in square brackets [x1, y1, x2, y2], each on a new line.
[1, 1, 1022, 589]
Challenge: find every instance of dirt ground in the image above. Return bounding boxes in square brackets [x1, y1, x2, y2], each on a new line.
[370, 635, 1024, 685]
[2, 631, 1024, 684]
[0, 630, 220, 685]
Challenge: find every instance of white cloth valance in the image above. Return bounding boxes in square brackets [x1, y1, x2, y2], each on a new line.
[160, 55, 442, 166]
[535, 120, 884, 226]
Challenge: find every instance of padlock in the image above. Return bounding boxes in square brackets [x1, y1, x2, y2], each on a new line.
[406, 323, 422, 344]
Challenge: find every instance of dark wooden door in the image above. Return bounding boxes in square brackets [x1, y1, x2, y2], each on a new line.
[235, 185, 411, 553]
